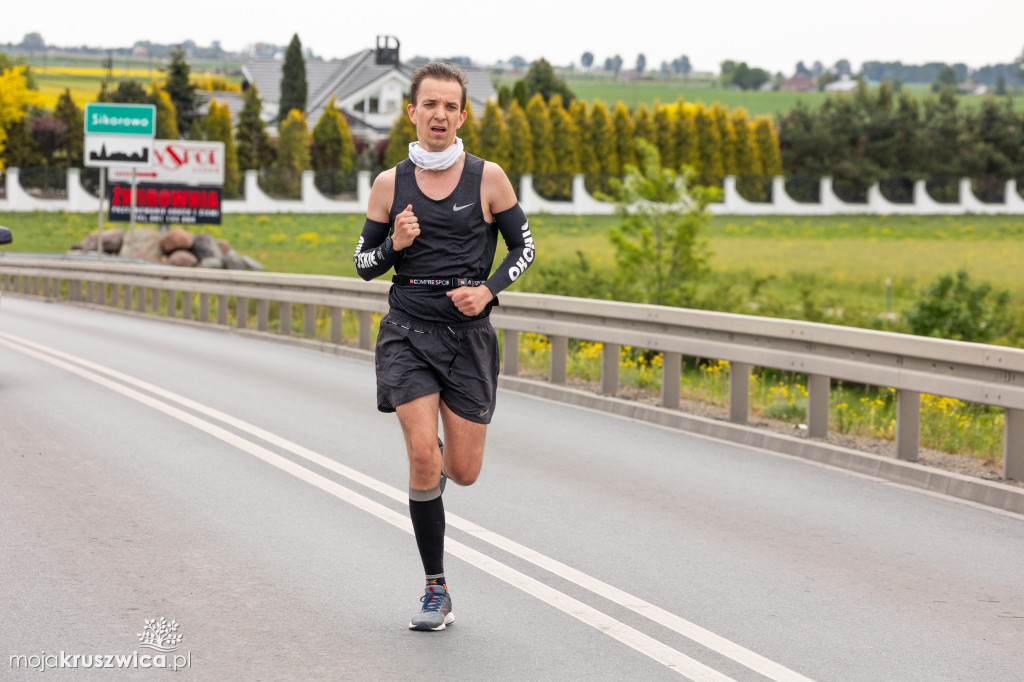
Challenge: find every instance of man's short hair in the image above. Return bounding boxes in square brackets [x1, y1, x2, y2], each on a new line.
[410, 62, 469, 111]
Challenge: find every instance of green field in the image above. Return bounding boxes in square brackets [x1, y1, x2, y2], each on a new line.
[494, 73, 1024, 117]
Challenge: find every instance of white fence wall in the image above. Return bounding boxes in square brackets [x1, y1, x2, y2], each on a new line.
[2, 168, 1023, 216]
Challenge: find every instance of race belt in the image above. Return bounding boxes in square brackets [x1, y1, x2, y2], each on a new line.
[392, 276, 485, 288]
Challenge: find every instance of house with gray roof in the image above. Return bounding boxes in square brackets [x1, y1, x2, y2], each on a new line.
[240, 36, 496, 143]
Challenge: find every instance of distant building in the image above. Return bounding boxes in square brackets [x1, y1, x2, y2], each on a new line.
[779, 74, 816, 93]
[824, 78, 859, 93]
[240, 36, 496, 143]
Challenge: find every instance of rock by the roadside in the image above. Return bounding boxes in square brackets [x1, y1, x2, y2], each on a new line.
[223, 251, 246, 270]
[216, 239, 232, 256]
[241, 255, 265, 271]
[160, 227, 194, 254]
[190, 233, 221, 261]
[102, 230, 125, 253]
[118, 228, 163, 260]
[167, 249, 199, 267]
[198, 257, 224, 269]
[78, 229, 125, 254]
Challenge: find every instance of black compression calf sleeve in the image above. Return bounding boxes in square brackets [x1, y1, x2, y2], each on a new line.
[409, 488, 445, 577]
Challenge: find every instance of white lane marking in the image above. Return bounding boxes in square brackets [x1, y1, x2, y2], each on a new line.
[2, 331, 816, 682]
[0, 334, 734, 682]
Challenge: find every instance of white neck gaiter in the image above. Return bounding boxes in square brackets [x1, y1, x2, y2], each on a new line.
[408, 137, 464, 170]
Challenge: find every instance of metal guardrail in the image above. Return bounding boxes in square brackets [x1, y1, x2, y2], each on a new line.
[3, 255, 1023, 481]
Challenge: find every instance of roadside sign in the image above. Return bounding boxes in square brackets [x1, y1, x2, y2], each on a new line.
[108, 183, 222, 225]
[110, 140, 224, 185]
[85, 103, 156, 136]
[85, 135, 154, 168]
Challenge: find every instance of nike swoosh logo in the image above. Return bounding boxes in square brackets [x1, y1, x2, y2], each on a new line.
[453, 203, 474, 212]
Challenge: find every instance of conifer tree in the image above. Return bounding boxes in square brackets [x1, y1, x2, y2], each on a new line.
[459, 99, 480, 156]
[149, 83, 179, 140]
[311, 95, 355, 174]
[504, 99, 533, 186]
[163, 45, 203, 137]
[729, 107, 766, 200]
[525, 93, 557, 198]
[279, 34, 307, 123]
[274, 109, 311, 198]
[201, 99, 241, 198]
[634, 103, 657, 148]
[478, 99, 510, 170]
[612, 101, 637, 174]
[653, 102, 677, 171]
[588, 99, 618, 196]
[53, 88, 83, 168]
[235, 85, 274, 171]
[675, 102, 699, 170]
[710, 103, 737, 178]
[569, 98, 598, 182]
[693, 105, 724, 183]
[753, 115, 783, 177]
[383, 103, 417, 169]
[547, 93, 579, 199]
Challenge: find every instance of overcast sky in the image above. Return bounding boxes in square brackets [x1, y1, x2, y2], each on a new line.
[3, 0, 1022, 75]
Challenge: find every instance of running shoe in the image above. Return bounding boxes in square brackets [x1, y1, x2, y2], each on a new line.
[409, 584, 454, 631]
[438, 436, 447, 493]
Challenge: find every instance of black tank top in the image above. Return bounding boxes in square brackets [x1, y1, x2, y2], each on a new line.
[387, 153, 498, 323]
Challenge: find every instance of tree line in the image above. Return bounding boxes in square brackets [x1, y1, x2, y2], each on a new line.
[777, 82, 1024, 202]
[383, 85, 783, 202]
[0, 43, 357, 200]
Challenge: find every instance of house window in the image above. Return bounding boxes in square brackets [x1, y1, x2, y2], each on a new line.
[369, 96, 379, 114]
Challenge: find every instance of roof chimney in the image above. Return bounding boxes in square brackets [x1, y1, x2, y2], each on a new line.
[375, 36, 400, 66]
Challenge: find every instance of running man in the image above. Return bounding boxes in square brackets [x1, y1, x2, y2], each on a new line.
[353, 62, 536, 631]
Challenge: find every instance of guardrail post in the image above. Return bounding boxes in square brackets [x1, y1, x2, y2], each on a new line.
[135, 288, 147, 313]
[1004, 408, 1024, 481]
[181, 292, 191, 320]
[217, 294, 229, 325]
[807, 374, 830, 438]
[236, 296, 248, 329]
[166, 290, 176, 318]
[199, 293, 210, 321]
[503, 330, 519, 376]
[124, 286, 133, 310]
[109, 283, 118, 307]
[303, 304, 316, 337]
[330, 307, 342, 343]
[279, 301, 292, 335]
[601, 342, 619, 396]
[358, 310, 373, 349]
[661, 351, 681, 409]
[896, 390, 921, 461]
[729, 361, 750, 424]
[550, 335, 568, 384]
[257, 300, 269, 331]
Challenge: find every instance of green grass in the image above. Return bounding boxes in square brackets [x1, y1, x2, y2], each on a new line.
[5, 211, 1021, 319]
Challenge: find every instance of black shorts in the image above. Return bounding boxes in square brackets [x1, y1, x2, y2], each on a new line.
[375, 310, 500, 424]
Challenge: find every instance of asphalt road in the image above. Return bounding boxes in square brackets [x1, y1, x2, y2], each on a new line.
[2, 296, 1023, 681]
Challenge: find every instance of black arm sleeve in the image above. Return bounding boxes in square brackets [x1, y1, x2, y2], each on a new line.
[353, 217, 400, 281]
[484, 203, 536, 297]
